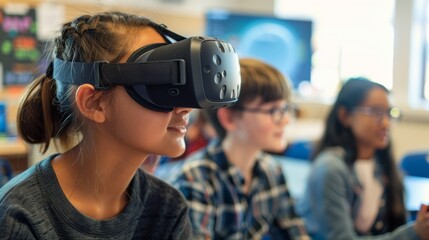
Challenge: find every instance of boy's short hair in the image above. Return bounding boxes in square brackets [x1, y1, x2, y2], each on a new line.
[204, 58, 292, 140]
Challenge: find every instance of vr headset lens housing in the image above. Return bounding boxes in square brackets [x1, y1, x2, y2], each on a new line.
[52, 26, 241, 112]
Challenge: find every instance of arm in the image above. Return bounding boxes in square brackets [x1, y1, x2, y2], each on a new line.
[273, 167, 310, 240]
[311, 161, 419, 240]
[0, 206, 37, 240]
[169, 206, 193, 240]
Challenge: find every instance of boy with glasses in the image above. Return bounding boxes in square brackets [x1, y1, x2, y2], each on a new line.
[171, 58, 309, 239]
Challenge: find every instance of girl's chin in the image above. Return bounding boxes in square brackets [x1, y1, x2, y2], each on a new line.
[375, 141, 389, 150]
[165, 148, 186, 158]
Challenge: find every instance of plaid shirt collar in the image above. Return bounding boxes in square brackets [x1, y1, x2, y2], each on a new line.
[205, 140, 266, 187]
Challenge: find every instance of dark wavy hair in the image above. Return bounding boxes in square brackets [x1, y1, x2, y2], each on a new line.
[313, 77, 406, 231]
[17, 12, 161, 153]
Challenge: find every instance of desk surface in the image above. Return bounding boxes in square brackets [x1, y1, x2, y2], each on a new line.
[404, 176, 429, 211]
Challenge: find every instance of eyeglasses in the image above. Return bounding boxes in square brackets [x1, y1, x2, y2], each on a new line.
[353, 106, 401, 122]
[234, 104, 297, 124]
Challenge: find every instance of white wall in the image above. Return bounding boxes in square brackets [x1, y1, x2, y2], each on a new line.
[281, 0, 429, 161]
[295, 103, 429, 162]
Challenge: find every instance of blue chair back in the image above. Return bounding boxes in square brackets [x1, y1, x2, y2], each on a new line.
[400, 151, 429, 178]
[283, 140, 314, 161]
[0, 158, 14, 188]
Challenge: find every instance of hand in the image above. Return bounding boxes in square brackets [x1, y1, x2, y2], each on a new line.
[414, 204, 429, 240]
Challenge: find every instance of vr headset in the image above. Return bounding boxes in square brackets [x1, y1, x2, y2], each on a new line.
[52, 23, 241, 112]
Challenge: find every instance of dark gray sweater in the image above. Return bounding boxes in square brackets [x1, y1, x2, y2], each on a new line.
[0, 155, 192, 240]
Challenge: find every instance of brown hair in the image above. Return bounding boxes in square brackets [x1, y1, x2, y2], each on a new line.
[17, 11, 159, 153]
[205, 58, 292, 140]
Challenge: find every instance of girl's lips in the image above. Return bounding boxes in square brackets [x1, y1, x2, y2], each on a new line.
[168, 126, 187, 134]
[168, 117, 189, 134]
[377, 130, 389, 138]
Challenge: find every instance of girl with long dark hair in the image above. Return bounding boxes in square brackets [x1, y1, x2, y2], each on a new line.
[298, 77, 429, 239]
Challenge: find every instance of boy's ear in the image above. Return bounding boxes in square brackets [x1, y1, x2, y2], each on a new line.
[75, 84, 106, 123]
[337, 106, 350, 127]
[217, 108, 237, 132]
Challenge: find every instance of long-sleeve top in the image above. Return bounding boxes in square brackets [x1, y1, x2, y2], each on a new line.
[0, 154, 192, 240]
[297, 147, 418, 240]
[172, 142, 309, 240]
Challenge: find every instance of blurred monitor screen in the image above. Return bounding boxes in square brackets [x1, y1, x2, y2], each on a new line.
[205, 11, 313, 88]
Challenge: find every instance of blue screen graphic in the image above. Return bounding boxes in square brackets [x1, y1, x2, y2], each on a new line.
[205, 11, 313, 88]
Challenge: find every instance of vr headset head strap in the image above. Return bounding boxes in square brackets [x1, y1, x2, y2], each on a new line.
[150, 23, 187, 43]
[53, 57, 186, 90]
[53, 25, 188, 89]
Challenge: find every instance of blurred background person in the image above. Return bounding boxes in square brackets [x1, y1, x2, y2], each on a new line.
[172, 58, 309, 239]
[298, 77, 429, 240]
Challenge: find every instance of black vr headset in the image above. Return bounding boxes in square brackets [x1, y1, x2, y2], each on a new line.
[52, 24, 241, 112]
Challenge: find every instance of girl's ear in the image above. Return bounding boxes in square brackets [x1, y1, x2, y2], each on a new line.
[217, 108, 237, 132]
[337, 106, 351, 127]
[75, 84, 106, 123]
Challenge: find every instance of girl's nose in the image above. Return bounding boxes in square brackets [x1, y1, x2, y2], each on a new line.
[380, 113, 390, 128]
[174, 107, 193, 115]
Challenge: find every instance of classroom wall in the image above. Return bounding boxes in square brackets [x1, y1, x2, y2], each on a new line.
[296, 102, 429, 162]
[0, 0, 274, 165]
[1, 0, 428, 165]
[0, 0, 274, 34]
[301, 0, 429, 161]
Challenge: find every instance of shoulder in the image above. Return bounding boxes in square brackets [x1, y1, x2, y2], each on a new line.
[0, 159, 44, 203]
[144, 171, 186, 199]
[176, 149, 220, 181]
[309, 147, 351, 186]
[259, 153, 284, 170]
[170, 149, 222, 200]
[184, 149, 216, 168]
[313, 147, 348, 173]
[0, 157, 55, 238]
[258, 153, 287, 179]
[142, 170, 188, 208]
[134, 171, 192, 239]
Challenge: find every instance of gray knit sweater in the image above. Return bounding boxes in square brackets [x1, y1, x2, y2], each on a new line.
[0, 155, 192, 239]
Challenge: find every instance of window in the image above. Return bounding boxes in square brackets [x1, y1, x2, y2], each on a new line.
[274, 0, 395, 101]
[405, 0, 429, 115]
[423, 1, 429, 102]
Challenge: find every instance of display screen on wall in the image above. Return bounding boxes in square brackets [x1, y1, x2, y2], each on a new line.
[205, 11, 313, 88]
[0, 7, 44, 86]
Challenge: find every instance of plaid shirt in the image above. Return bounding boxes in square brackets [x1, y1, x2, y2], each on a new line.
[172, 142, 309, 240]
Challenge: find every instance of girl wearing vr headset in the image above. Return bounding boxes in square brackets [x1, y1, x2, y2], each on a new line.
[172, 58, 309, 239]
[0, 11, 194, 239]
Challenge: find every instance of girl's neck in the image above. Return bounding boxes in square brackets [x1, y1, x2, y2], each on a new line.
[52, 142, 147, 220]
[356, 144, 376, 160]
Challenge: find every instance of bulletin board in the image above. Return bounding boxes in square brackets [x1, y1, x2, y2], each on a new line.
[0, 6, 44, 86]
[0, 0, 203, 88]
